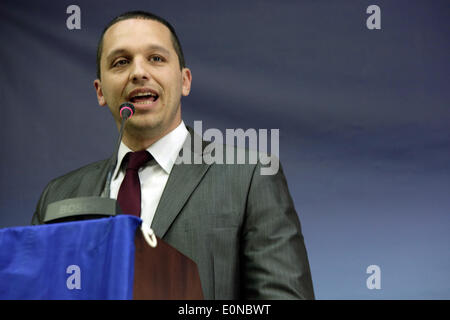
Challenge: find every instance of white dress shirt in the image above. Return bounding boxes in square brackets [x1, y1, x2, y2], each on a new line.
[110, 121, 189, 226]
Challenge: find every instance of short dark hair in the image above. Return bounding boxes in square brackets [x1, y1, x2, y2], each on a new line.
[96, 11, 186, 79]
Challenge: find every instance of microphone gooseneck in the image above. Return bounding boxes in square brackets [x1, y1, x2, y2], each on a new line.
[102, 102, 136, 198]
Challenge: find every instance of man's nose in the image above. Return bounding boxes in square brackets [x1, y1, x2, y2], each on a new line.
[129, 58, 151, 83]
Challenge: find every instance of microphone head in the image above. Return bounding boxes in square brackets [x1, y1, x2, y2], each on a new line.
[119, 102, 135, 120]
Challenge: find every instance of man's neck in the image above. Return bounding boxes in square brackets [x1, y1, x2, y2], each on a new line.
[121, 121, 182, 151]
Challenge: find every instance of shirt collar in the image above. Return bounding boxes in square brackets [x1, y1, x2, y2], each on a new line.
[112, 121, 189, 179]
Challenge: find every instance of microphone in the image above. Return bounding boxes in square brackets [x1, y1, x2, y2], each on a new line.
[43, 102, 136, 223]
[103, 102, 135, 198]
[119, 102, 135, 120]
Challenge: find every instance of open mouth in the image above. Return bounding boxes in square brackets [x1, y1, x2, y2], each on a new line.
[128, 91, 159, 105]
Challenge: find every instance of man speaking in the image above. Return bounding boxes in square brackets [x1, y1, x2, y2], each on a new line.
[31, 11, 314, 300]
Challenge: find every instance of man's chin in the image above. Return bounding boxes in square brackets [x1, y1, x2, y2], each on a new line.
[124, 115, 166, 137]
[126, 117, 160, 131]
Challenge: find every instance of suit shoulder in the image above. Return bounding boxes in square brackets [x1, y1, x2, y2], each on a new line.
[32, 159, 110, 225]
[46, 159, 109, 189]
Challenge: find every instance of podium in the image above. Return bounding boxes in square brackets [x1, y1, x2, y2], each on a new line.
[133, 225, 203, 299]
[0, 215, 203, 300]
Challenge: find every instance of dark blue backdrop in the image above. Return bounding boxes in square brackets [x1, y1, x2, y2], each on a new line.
[0, 0, 449, 299]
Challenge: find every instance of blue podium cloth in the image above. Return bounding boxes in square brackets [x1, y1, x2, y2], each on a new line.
[0, 215, 142, 299]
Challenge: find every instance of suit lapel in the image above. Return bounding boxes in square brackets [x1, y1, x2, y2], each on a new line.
[76, 159, 111, 197]
[151, 128, 211, 238]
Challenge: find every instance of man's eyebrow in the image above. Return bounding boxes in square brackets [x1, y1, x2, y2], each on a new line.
[146, 44, 171, 56]
[105, 45, 171, 62]
[106, 49, 129, 62]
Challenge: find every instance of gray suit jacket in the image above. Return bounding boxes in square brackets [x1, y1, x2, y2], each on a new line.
[32, 129, 315, 299]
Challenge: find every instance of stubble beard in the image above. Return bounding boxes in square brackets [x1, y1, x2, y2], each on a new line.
[122, 101, 182, 147]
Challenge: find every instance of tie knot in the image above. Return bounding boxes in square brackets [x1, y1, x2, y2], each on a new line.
[125, 151, 152, 171]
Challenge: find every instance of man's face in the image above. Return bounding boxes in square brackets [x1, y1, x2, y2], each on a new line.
[94, 19, 191, 140]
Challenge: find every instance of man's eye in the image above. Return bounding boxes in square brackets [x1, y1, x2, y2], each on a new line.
[150, 56, 164, 63]
[113, 59, 129, 67]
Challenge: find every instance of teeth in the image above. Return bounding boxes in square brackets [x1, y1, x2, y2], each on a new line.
[134, 100, 154, 104]
[133, 92, 156, 98]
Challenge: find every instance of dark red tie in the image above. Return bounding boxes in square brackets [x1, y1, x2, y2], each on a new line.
[117, 150, 152, 217]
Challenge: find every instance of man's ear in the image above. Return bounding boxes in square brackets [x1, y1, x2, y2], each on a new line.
[93, 79, 107, 106]
[181, 68, 192, 96]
